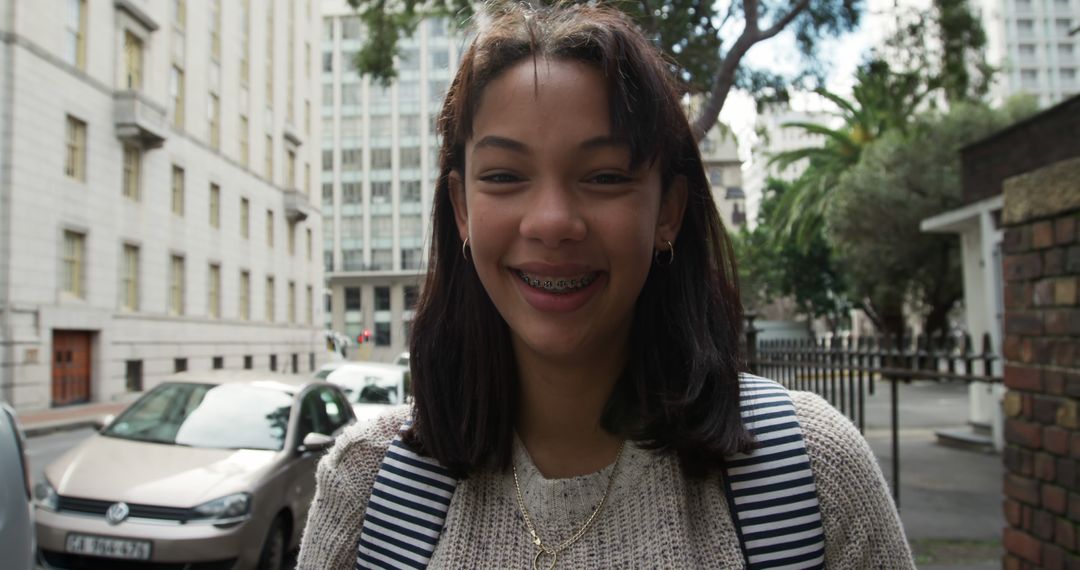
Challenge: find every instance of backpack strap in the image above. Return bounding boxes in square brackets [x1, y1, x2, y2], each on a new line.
[355, 423, 458, 569]
[721, 374, 826, 569]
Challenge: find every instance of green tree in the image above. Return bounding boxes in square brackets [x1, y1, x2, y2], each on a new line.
[735, 178, 850, 330]
[766, 59, 929, 243]
[345, 0, 862, 140]
[826, 99, 1037, 337]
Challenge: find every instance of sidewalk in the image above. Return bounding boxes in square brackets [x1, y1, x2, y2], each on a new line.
[18, 380, 1002, 567]
[17, 399, 132, 438]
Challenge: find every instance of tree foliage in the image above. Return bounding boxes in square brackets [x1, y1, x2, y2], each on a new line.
[345, 0, 862, 139]
[827, 99, 1038, 337]
[734, 178, 850, 330]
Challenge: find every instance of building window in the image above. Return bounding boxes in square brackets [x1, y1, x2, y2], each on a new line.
[243, 355, 253, 369]
[401, 248, 423, 270]
[345, 287, 361, 311]
[169, 255, 186, 315]
[342, 148, 362, 171]
[208, 263, 221, 318]
[265, 276, 275, 321]
[120, 244, 139, 311]
[402, 180, 421, 203]
[288, 281, 297, 323]
[401, 147, 421, 169]
[171, 165, 185, 215]
[265, 135, 274, 180]
[239, 115, 249, 166]
[124, 31, 144, 90]
[709, 167, 724, 186]
[306, 228, 313, 260]
[65, 0, 87, 70]
[371, 148, 392, 170]
[210, 0, 221, 60]
[269, 354, 277, 371]
[375, 286, 390, 311]
[371, 182, 391, 204]
[240, 270, 251, 320]
[305, 163, 311, 197]
[265, 5, 274, 99]
[306, 285, 313, 325]
[174, 357, 188, 373]
[404, 286, 419, 310]
[287, 150, 297, 189]
[64, 115, 87, 181]
[208, 93, 220, 149]
[172, 0, 186, 30]
[375, 322, 391, 346]
[171, 66, 185, 128]
[266, 210, 275, 246]
[241, 198, 250, 238]
[240, 0, 250, 83]
[342, 182, 361, 205]
[291, 353, 299, 374]
[209, 183, 221, 228]
[212, 356, 224, 369]
[309, 352, 315, 372]
[288, 223, 296, 255]
[122, 145, 141, 201]
[62, 230, 86, 298]
[125, 360, 143, 392]
[372, 248, 392, 271]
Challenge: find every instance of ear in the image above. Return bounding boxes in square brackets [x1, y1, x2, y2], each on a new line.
[448, 170, 469, 242]
[655, 175, 688, 248]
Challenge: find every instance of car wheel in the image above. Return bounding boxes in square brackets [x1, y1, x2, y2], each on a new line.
[257, 516, 287, 570]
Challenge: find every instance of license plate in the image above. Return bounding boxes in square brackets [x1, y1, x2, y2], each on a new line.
[65, 533, 152, 560]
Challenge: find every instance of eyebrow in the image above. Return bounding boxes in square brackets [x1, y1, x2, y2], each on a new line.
[471, 135, 630, 155]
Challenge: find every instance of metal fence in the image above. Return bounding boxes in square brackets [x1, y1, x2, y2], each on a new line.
[744, 320, 1003, 507]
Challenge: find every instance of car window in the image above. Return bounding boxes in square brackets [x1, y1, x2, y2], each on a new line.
[319, 388, 350, 433]
[297, 390, 329, 439]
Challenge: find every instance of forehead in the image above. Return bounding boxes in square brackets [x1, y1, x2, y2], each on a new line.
[469, 59, 613, 144]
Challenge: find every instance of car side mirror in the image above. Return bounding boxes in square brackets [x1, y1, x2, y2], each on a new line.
[298, 432, 334, 454]
[93, 414, 115, 432]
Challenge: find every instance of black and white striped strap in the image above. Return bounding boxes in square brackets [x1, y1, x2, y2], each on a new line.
[355, 425, 457, 569]
[722, 374, 826, 569]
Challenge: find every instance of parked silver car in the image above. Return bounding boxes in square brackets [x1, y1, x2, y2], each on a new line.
[1, 402, 33, 570]
[34, 371, 355, 569]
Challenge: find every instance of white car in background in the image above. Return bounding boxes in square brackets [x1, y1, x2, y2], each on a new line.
[326, 362, 410, 424]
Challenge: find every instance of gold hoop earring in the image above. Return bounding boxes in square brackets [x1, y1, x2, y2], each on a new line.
[654, 240, 675, 266]
[462, 237, 471, 263]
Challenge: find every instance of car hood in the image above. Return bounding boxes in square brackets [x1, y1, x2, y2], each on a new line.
[46, 435, 279, 507]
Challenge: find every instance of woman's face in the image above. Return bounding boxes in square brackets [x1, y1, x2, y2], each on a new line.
[450, 59, 685, 366]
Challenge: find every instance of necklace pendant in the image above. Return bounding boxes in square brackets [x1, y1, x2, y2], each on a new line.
[532, 548, 557, 570]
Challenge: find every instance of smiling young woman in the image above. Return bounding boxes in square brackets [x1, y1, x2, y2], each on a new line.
[298, 4, 914, 569]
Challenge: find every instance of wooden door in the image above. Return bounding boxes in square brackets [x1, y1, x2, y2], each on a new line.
[52, 331, 92, 406]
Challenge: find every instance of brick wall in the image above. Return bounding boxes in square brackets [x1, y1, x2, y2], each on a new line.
[1001, 156, 1080, 570]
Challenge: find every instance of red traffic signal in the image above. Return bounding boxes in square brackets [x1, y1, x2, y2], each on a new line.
[357, 329, 372, 345]
[363, 329, 372, 342]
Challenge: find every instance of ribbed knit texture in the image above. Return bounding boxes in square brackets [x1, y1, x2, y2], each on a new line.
[297, 391, 914, 569]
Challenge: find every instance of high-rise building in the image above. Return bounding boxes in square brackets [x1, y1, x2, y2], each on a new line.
[320, 1, 458, 361]
[975, 0, 1078, 106]
[743, 105, 833, 224]
[0, 0, 325, 411]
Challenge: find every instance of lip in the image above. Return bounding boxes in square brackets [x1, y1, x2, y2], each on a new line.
[510, 267, 606, 313]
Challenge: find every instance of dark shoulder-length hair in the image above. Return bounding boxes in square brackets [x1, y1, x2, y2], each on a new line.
[406, 1, 752, 476]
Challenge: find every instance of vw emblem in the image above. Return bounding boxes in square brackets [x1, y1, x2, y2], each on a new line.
[105, 502, 130, 525]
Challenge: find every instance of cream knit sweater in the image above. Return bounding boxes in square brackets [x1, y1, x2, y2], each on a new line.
[298, 391, 914, 569]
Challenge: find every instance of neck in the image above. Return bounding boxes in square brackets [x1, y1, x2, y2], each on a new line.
[514, 338, 627, 479]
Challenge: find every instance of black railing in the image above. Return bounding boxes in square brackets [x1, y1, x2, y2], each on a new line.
[744, 317, 1002, 508]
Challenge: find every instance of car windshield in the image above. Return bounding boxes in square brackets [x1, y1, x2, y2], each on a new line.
[103, 382, 293, 451]
[339, 379, 401, 405]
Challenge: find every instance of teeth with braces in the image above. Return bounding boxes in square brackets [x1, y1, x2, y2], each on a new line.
[516, 270, 596, 294]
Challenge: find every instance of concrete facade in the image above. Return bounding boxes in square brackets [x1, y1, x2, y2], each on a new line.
[698, 124, 747, 231]
[0, 0, 325, 412]
[319, 1, 459, 363]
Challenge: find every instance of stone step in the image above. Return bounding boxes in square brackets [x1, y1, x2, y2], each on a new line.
[935, 428, 995, 453]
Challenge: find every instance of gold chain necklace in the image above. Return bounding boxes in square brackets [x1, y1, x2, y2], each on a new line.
[511, 442, 626, 570]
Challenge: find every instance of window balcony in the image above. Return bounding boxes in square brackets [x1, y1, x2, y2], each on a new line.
[113, 90, 167, 149]
[283, 188, 316, 223]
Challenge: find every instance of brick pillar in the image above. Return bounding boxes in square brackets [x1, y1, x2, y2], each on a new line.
[1001, 156, 1080, 570]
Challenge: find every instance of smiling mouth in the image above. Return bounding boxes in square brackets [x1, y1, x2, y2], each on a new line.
[514, 269, 598, 294]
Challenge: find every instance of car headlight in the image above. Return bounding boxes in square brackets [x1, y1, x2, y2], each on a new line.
[192, 492, 252, 521]
[33, 479, 58, 511]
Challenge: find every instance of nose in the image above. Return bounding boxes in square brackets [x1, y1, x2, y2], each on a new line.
[518, 182, 587, 248]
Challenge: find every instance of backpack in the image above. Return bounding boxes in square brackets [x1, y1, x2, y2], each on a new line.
[355, 375, 826, 569]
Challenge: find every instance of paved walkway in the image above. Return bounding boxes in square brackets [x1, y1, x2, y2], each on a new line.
[18, 379, 1003, 567]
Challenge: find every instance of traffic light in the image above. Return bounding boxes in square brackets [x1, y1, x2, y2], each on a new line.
[356, 329, 372, 345]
